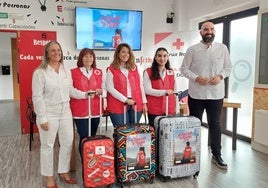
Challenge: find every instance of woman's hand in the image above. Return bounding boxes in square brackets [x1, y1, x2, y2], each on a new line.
[87, 90, 96, 98]
[165, 89, 174, 95]
[143, 103, 148, 114]
[95, 88, 103, 95]
[103, 98, 107, 110]
[40, 122, 49, 131]
[125, 98, 135, 105]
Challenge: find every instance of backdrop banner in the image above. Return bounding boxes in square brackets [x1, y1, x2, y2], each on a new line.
[18, 30, 56, 134]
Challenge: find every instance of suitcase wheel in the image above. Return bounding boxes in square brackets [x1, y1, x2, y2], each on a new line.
[118, 181, 130, 188]
[107, 183, 117, 188]
[158, 174, 169, 182]
[193, 171, 199, 178]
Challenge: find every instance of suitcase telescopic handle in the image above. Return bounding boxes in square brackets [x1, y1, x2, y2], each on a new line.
[87, 91, 103, 136]
[143, 112, 148, 124]
[165, 91, 182, 116]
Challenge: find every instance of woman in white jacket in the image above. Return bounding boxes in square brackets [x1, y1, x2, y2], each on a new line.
[32, 41, 87, 188]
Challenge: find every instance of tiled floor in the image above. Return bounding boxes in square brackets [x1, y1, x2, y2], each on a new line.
[1, 101, 268, 188]
[0, 100, 21, 136]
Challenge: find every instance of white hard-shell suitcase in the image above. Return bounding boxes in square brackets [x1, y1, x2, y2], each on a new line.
[154, 93, 201, 181]
[154, 115, 201, 181]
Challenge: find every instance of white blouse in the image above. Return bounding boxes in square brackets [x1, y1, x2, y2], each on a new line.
[32, 64, 86, 124]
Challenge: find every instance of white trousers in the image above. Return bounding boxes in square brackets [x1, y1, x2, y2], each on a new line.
[37, 102, 74, 176]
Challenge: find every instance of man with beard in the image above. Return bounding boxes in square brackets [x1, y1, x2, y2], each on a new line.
[180, 21, 232, 170]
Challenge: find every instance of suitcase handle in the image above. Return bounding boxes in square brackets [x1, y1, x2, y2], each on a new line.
[86, 134, 107, 141]
[143, 112, 148, 124]
[87, 92, 104, 136]
[165, 91, 182, 116]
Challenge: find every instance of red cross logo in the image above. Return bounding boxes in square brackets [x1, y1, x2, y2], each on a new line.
[173, 38, 184, 50]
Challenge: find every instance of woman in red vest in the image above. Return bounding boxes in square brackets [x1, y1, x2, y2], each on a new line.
[106, 43, 147, 127]
[70, 48, 106, 156]
[143, 47, 178, 126]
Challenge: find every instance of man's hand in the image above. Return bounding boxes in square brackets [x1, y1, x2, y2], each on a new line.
[209, 75, 222, 85]
[195, 76, 211, 85]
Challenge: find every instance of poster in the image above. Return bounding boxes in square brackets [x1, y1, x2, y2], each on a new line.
[173, 127, 199, 165]
[126, 133, 151, 171]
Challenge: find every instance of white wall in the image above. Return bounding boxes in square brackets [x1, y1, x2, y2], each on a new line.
[0, 33, 16, 100]
[0, 0, 174, 69]
[0, 0, 175, 100]
[1, 0, 268, 100]
[176, 0, 260, 31]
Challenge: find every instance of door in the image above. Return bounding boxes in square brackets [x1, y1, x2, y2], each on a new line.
[11, 38, 20, 101]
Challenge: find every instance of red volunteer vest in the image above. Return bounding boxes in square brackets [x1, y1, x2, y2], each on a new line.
[107, 66, 143, 114]
[113, 35, 122, 48]
[137, 151, 146, 167]
[70, 67, 103, 117]
[183, 146, 192, 159]
[146, 68, 176, 115]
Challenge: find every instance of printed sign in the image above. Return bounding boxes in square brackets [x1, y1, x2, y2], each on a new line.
[126, 133, 151, 171]
[173, 127, 199, 165]
[18, 30, 56, 134]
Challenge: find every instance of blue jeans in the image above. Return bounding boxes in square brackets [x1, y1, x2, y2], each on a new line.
[109, 105, 142, 127]
[148, 113, 165, 127]
[74, 117, 100, 156]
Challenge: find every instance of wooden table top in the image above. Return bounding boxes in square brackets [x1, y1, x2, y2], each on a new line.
[223, 98, 241, 108]
[179, 98, 241, 109]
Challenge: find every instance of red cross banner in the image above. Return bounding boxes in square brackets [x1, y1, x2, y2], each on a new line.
[18, 30, 56, 134]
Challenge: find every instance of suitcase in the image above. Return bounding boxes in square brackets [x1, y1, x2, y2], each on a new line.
[81, 135, 115, 187]
[81, 93, 115, 188]
[114, 104, 156, 187]
[154, 93, 201, 181]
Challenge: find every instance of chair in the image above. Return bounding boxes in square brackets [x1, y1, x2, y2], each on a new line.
[26, 97, 36, 151]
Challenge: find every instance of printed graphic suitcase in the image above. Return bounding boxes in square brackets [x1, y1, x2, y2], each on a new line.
[81, 93, 115, 187]
[154, 93, 201, 181]
[81, 135, 115, 188]
[154, 115, 201, 181]
[114, 104, 156, 187]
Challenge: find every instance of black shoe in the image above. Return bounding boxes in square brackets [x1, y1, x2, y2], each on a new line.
[212, 155, 228, 170]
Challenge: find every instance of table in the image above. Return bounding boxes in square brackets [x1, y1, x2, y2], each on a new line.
[223, 99, 241, 150]
[180, 99, 241, 150]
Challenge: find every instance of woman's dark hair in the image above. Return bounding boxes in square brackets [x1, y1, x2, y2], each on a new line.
[76, 48, 96, 68]
[151, 47, 171, 80]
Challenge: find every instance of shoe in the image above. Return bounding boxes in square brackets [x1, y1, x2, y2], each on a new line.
[46, 177, 57, 188]
[212, 155, 228, 170]
[58, 173, 77, 184]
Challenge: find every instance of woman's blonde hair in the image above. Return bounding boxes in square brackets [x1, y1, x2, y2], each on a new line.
[38, 41, 64, 69]
[111, 43, 136, 70]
